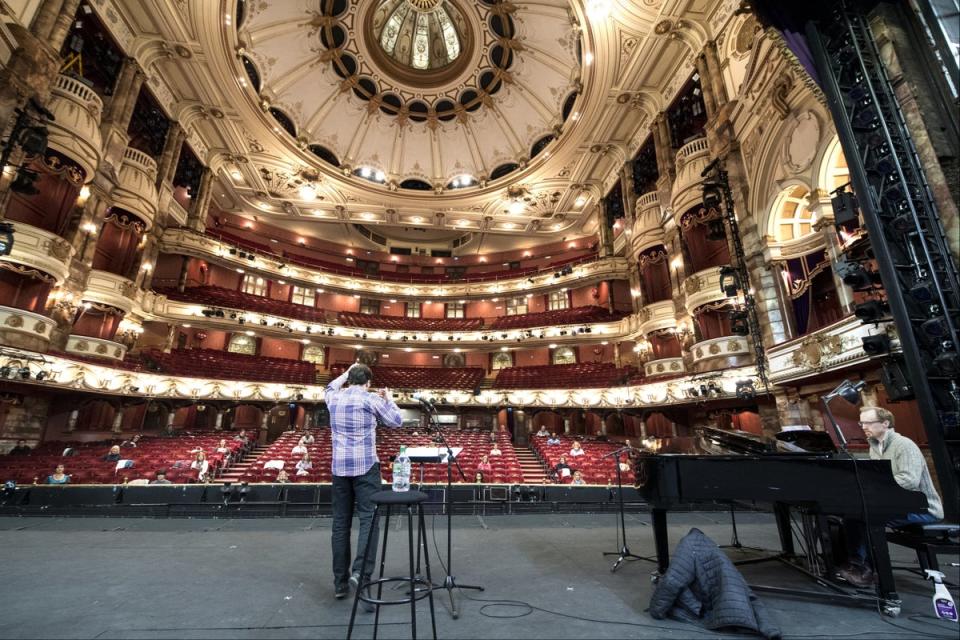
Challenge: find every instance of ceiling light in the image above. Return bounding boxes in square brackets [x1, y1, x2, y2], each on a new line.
[374, 170, 385, 182]
[360, 166, 372, 178]
[231, 170, 243, 181]
[584, 51, 594, 65]
[586, 0, 611, 20]
[575, 196, 586, 207]
[503, 223, 516, 230]
[507, 200, 525, 215]
[362, 212, 375, 220]
[549, 343, 557, 348]
[571, 112, 580, 121]
[299, 184, 317, 201]
[411, 216, 423, 224]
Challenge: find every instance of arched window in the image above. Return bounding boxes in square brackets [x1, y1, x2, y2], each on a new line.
[302, 345, 325, 364]
[492, 352, 513, 370]
[227, 334, 256, 355]
[773, 185, 815, 242]
[552, 347, 576, 365]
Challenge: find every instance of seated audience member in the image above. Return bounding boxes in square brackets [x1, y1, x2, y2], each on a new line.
[474, 471, 485, 483]
[489, 443, 502, 456]
[477, 455, 493, 475]
[191, 451, 210, 482]
[276, 469, 290, 483]
[121, 434, 141, 448]
[8, 439, 31, 455]
[300, 433, 315, 445]
[618, 456, 631, 472]
[234, 430, 248, 443]
[295, 453, 313, 476]
[838, 407, 943, 587]
[568, 441, 585, 457]
[553, 456, 571, 481]
[535, 426, 550, 437]
[216, 439, 230, 455]
[291, 442, 308, 456]
[102, 445, 122, 462]
[546, 433, 561, 445]
[571, 470, 586, 485]
[593, 430, 609, 442]
[47, 464, 70, 485]
[151, 469, 172, 485]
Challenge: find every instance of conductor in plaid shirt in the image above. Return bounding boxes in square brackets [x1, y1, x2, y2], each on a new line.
[326, 362, 403, 601]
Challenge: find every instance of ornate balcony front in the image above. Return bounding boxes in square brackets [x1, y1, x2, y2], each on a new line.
[112, 147, 159, 229]
[683, 265, 731, 314]
[767, 316, 898, 384]
[83, 270, 139, 314]
[632, 190, 663, 241]
[670, 137, 711, 214]
[1, 222, 74, 285]
[45, 74, 104, 180]
[689, 336, 752, 373]
[638, 300, 677, 335]
[644, 357, 685, 378]
[65, 335, 127, 361]
[0, 305, 57, 351]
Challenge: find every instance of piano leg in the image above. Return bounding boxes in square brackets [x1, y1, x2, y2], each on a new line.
[652, 508, 669, 574]
[774, 503, 796, 557]
[867, 523, 902, 617]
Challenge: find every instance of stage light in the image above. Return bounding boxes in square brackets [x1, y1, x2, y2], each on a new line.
[831, 190, 859, 227]
[719, 266, 739, 297]
[932, 351, 960, 377]
[0, 366, 10, 378]
[35, 371, 47, 381]
[861, 334, 890, 356]
[735, 380, 756, 400]
[854, 300, 888, 323]
[888, 212, 913, 233]
[840, 263, 882, 291]
[18, 367, 30, 379]
[10, 168, 40, 195]
[881, 359, 913, 401]
[730, 310, 749, 336]
[908, 279, 936, 305]
[921, 316, 950, 339]
[706, 219, 726, 241]
[702, 182, 722, 211]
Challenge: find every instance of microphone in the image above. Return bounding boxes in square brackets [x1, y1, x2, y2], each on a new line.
[413, 393, 435, 413]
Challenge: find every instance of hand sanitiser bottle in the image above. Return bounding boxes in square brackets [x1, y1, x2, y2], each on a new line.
[926, 569, 958, 622]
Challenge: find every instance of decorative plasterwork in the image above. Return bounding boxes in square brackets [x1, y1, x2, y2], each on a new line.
[160, 227, 629, 299]
[683, 265, 730, 315]
[0, 306, 56, 345]
[0, 346, 762, 409]
[65, 335, 127, 361]
[690, 335, 751, 365]
[83, 270, 140, 314]
[767, 317, 900, 384]
[45, 74, 104, 182]
[1, 222, 74, 285]
[638, 300, 677, 335]
[644, 356, 685, 377]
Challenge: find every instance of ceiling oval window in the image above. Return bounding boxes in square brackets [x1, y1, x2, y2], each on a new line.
[374, 0, 466, 71]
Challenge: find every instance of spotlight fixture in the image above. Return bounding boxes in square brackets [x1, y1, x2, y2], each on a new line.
[735, 380, 756, 400]
[861, 334, 891, 356]
[881, 359, 913, 401]
[854, 300, 888, 323]
[35, 371, 47, 381]
[701, 182, 723, 211]
[10, 168, 40, 195]
[718, 266, 739, 297]
[830, 190, 859, 227]
[18, 367, 30, 379]
[907, 279, 936, 305]
[0, 366, 10, 378]
[920, 316, 950, 340]
[706, 219, 726, 241]
[840, 263, 882, 291]
[932, 351, 960, 377]
[730, 310, 749, 336]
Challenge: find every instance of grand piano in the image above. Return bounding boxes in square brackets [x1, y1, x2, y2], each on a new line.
[634, 425, 927, 616]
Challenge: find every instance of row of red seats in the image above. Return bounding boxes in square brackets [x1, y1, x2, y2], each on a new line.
[492, 362, 636, 389]
[530, 434, 634, 485]
[338, 311, 484, 332]
[327, 364, 484, 390]
[489, 305, 627, 330]
[145, 348, 317, 384]
[156, 286, 328, 323]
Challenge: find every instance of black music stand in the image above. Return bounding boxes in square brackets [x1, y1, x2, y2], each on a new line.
[417, 401, 484, 619]
[601, 446, 656, 571]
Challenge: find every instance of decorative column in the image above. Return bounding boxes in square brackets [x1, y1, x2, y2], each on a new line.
[694, 52, 718, 118]
[186, 166, 212, 232]
[703, 41, 729, 109]
[214, 409, 224, 431]
[563, 416, 571, 435]
[260, 408, 270, 432]
[652, 112, 675, 184]
[46, 0, 82, 53]
[65, 408, 79, 433]
[155, 122, 185, 189]
[165, 410, 176, 433]
[619, 164, 637, 225]
[596, 201, 613, 258]
[111, 406, 125, 433]
[100, 57, 146, 169]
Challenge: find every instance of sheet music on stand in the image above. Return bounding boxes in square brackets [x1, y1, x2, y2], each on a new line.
[405, 447, 463, 464]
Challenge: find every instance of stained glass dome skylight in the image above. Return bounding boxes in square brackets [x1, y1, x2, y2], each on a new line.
[373, 0, 466, 71]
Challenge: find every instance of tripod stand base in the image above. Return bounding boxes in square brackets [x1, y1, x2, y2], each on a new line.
[439, 575, 484, 619]
[602, 547, 657, 572]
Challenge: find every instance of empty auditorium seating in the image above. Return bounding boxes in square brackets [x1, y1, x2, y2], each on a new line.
[327, 364, 484, 390]
[489, 306, 627, 330]
[493, 362, 636, 389]
[530, 434, 635, 485]
[338, 311, 484, 332]
[146, 348, 317, 384]
[155, 286, 327, 323]
[0, 434, 249, 485]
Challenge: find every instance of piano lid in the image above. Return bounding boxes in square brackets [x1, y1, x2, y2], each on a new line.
[635, 426, 837, 456]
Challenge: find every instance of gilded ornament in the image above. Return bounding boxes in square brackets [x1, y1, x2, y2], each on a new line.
[4, 315, 24, 328]
[655, 363, 665, 373]
[727, 340, 742, 351]
[669, 361, 680, 371]
[33, 322, 48, 335]
[684, 275, 702, 295]
[695, 347, 704, 359]
[95, 344, 107, 354]
[708, 343, 721, 355]
[75, 341, 88, 351]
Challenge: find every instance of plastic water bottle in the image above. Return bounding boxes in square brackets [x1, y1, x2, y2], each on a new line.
[392, 445, 411, 492]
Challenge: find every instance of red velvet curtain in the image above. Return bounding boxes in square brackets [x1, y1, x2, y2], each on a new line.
[92, 211, 144, 277]
[0, 267, 53, 313]
[3, 154, 83, 236]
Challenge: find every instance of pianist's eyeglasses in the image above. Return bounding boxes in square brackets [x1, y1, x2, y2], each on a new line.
[858, 421, 883, 427]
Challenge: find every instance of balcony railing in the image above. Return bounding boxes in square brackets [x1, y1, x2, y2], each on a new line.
[689, 335, 752, 372]
[45, 73, 104, 179]
[65, 335, 127, 361]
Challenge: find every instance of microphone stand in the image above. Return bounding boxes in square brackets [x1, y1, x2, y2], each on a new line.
[601, 445, 656, 571]
[422, 401, 484, 619]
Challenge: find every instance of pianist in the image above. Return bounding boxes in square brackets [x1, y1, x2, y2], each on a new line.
[839, 407, 944, 587]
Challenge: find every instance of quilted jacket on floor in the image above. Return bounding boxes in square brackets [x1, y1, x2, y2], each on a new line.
[648, 527, 782, 639]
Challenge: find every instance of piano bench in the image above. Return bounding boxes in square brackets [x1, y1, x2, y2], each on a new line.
[886, 523, 959, 574]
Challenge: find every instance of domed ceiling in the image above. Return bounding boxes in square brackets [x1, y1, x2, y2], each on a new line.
[239, 0, 580, 188]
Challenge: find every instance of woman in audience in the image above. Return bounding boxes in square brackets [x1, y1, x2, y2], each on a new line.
[121, 434, 141, 448]
[546, 433, 561, 445]
[300, 432, 315, 445]
[571, 470, 586, 486]
[102, 445, 122, 462]
[291, 441, 308, 456]
[295, 452, 313, 476]
[276, 468, 290, 483]
[568, 440, 585, 457]
[477, 455, 493, 475]
[47, 464, 70, 485]
[191, 451, 210, 482]
[618, 455, 631, 472]
[216, 439, 230, 455]
[535, 426, 550, 437]
[474, 471, 485, 483]
[552, 456, 571, 482]
[489, 443, 502, 456]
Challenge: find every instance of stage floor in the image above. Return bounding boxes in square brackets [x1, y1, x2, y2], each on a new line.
[0, 512, 956, 639]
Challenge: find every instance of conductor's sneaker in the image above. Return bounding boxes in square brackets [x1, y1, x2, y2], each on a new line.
[349, 572, 361, 591]
[334, 583, 349, 600]
[350, 572, 375, 613]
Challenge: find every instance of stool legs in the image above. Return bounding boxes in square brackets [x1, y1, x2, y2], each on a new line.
[419, 506, 437, 639]
[347, 504, 382, 640]
[407, 505, 417, 640]
[373, 506, 392, 640]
